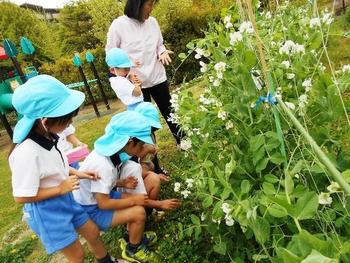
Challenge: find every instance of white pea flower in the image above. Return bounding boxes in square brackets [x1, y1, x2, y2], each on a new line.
[230, 31, 243, 45]
[298, 94, 308, 108]
[214, 62, 226, 72]
[342, 64, 350, 73]
[319, 192, 332, 205]
[271, 41, 276, 47]
[181, 190, 191, 199]
[310, 17, 321, 28]
[208, 76, 215, 83]
[223, 15, 231, 24]
[225, 215, 235, 226]
[327, 181, 340, 193]
[265, 11, 272, 19]
[218, 110, 227, 120]
[285, 102, 295, 110]
[322, 13, 333, 25]
[292, 44, 305, 54]
[302, 79, 312, 92]
[174, 182, 181, 192]
[180, 138, 192, 151]
[194, 48, 204, 59]
[239, 21, 254, 34]
[213, 79, 221, 87]
[217, 71, 224, 79]
[225, 22, 233, 29]
[221, 203, 231, 214]
[287, 73, 295, 79]
[281, 60, 290, 68]
[199, 61, 207, 73]
[186, 178, 194, 188]
[250, 102, 256, 108]
[225, 120, 234, 130]
[201, 213, 206, 221]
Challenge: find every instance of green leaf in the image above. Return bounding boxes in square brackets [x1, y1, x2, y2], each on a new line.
[186, 42, 194, 50]
[208, 178, 218, 195]
[262, 182, 276, 195]
[178, 52, 187, 60]
[244, 50, 257, 69]
[203, 196, 213, 208]
[253, 146, 266, 166]
[301, 250, 337, 263]
[264, 174, 280, 184]
[225, 157, 236, 178]
[293, 192, 319, 220]
[284, 170, 294, 195]
[267, 204, 288, 218]
[270, 152, 285, 164]
[250, 134, 265, 152]
[290, 160, 306, 176]
[241, 180, 251, 194]
[342, 169, 350, 183]
[250, 217, 270, 245]
[191, 214, 200, 225]
[256, 158, 269, 173]
[278, 248, 302, 263]
[213, 242, 227, 255]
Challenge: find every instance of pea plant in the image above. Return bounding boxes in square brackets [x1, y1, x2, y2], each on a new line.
[171, 1, 350, 262]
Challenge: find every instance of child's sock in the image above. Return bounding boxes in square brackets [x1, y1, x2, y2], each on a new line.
[97, 253, 117, 263]
[126, 242, 141, 253]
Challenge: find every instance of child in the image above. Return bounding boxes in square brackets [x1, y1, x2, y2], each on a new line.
[134, 102, 170, 182]
[8, 75, 116, 263]
[57, 124, 85, 169]
[106, 48, 143, 110]
[73, 111, 157, 263]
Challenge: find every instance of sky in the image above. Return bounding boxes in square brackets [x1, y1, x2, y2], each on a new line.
[7, 0, 71, 8]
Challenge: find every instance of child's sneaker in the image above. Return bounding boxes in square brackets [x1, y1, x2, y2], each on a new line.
[122, 244, 157, 263]
[119, 231, 157, 251]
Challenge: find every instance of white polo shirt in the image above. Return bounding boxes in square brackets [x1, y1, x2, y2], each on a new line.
[109, 76, 143, 106]
[73, 150, 121, 206]
[106, 15, 167, 88]
[9, 132, 69, 197]
[57, 124, 75, 152]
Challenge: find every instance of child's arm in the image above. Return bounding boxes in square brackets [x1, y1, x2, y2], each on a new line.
[115, 176, 138, 189]
[95, 192, 148, 210]
[66, 134, 84, 147]
[129, 74, 142, 96]
[14, 176, 80, 203]
[145, 198, 181, 211]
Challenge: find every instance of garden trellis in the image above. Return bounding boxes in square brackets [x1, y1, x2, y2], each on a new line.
[172, 0, 350, 261]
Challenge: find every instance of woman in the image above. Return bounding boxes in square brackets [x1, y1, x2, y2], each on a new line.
[106, 0, 183, 146]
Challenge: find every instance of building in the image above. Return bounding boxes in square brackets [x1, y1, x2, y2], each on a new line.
[20, 3, 60, 20]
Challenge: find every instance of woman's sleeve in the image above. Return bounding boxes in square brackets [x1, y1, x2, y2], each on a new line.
[155, 19, 166, 57]
[105, 20, 121, 52]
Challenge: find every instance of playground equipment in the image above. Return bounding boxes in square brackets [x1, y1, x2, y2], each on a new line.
[71, 52, 110, 117]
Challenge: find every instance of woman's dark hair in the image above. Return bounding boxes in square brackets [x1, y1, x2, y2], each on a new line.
[124, 0, 157, 21]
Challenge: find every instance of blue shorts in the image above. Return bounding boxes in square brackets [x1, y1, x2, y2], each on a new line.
[82, 191, 122, 231]
[23, 192, 89, 254]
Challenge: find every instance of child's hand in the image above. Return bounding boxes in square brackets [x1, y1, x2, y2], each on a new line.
[76, 170, 100, 181]
[159, 199, 181, 210]
[59, 175, 80, 194]
[159, 173, 171, 182]
[132, 194, 149, 206]
[123, 176, 138, 189]
[129, 73, 142, 85]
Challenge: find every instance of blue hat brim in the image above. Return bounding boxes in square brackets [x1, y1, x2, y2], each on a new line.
[46, 89, 85, 117]
[94, 134, 154, 157]
[116, 61, 134, 68]
[13, 116, 37, 143]
[149, 120, 162, 129]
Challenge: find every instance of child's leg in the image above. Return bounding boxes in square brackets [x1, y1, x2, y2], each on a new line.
[111, 206, 146, 244]
[144, 172, 160, 200]
[60, 239, 84, 263]
[76, 219, 107, 260]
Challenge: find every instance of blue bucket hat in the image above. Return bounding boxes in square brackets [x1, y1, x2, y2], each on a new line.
[105, 48, 133, 68]
[12, 75, 85, 143]
[94, 111, 153, 156]
[134, 102, 162, 129]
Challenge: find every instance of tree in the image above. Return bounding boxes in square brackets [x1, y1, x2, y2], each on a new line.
[58, 0, 101, 54]
[0, 2, 59, 66]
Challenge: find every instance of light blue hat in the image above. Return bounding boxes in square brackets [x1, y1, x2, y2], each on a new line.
[105, 48, 133, 68]
[12, 75, 85, 143]
[134, 102, 162, 129]
[94, 111, 154, 156]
